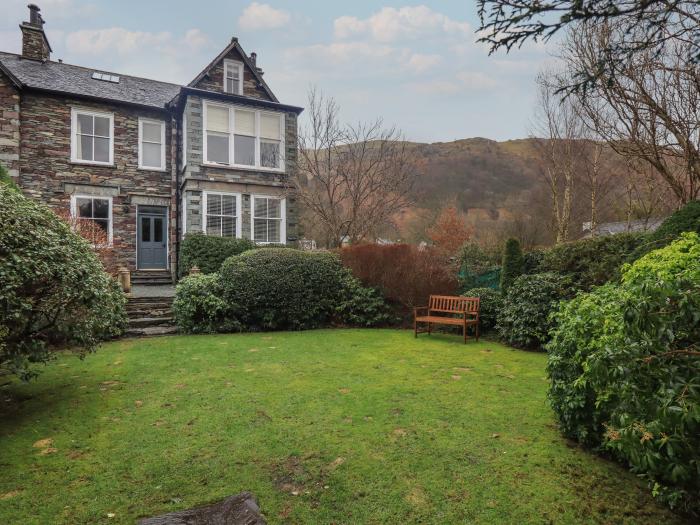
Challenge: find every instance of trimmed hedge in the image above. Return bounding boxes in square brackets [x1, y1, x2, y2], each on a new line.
[0, 185, 127, 380]
[547, 233, 700, 515]
[497, 272, 573, 350]
[540, 232, 647, 290]
[179, 233, 255, 277]
[461, 287, 502, 332]
[175, 248, 390, 333]
[339, 244, 457, 317]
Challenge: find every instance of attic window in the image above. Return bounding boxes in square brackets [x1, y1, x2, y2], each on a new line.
[92, 72, 120, 83]
[223, 59, 243, 95]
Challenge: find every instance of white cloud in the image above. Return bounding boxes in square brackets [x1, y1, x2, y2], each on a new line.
[456, 71, 499, 89]
[238, 2, 291, 31]
[184, 29, 210, 51]
[409, 71, 498, 95]
[285, 41, 397, 64]
[334, 6, 471, 42]
[65, 28, 172, 56]
[406, 53, 442, 73]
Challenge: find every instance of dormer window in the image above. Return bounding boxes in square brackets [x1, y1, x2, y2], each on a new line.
[224, 59, 243, 95]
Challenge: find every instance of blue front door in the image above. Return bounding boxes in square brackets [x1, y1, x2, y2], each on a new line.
[137, 207, 167, 270]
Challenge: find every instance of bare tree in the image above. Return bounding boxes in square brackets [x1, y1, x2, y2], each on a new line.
[293, 88, 416, 247]
[477, 0, 700, 91]
[532, 70, 586, 244]
[563, 22, 700, 203]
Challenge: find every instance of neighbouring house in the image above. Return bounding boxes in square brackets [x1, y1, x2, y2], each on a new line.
[0, 5, 302, 282]
[581, 218, 665, 238]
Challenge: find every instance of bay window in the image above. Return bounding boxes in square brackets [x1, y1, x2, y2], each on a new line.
[203, 191, 241, 238]
[252, 195, 285, 244]
[71, 108, 113, 165]
[203, 101, 284, 170]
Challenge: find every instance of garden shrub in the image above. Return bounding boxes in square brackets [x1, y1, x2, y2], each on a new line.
[522, 248, 545, 274]
[0, 163, 19, 192]
[547, 233, 700, 515]
[179, 233, 255, 277]
[547, 283, 628, 446]
[339, 244, 457, 316]
[172, 274, 241, 334]
[174, 248, 390, 333]
[632, 200, 700, 260]
[335, 273, 392, 327]
[500, 238, 524, 292]
[497, 272, 572, 350]
[540, 232, 647, 290]
[220, 249, 361, 330]
[0, 186, 127, 380]
[461, 287, 503, 332]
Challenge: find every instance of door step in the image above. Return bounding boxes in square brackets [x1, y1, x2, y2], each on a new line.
[131, 270, 173, 286]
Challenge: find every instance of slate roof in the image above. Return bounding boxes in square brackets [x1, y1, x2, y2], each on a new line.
[582, 217, 665, 238]
[0, 51, 181, 109]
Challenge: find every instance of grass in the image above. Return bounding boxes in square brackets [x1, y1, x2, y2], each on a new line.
[0, 329, 689, 524]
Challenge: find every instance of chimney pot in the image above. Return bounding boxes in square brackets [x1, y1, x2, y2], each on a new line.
[250, 52, 257, 66]
[28, 4, 42, 26]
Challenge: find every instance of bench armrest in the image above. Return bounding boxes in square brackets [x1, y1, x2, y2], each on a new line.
[414, 306, 429, 316]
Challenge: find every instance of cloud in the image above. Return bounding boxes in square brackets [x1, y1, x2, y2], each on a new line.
[285, 41, 397, 64]
[406, 53, 443, 73]
[409, 71, 498, 95]
[65, 28, 172, 56]
[334, 6, 471, 42]
[184, 29, 210, 51]
[238, 2, 291, 31]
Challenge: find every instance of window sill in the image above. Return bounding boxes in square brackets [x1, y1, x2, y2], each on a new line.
[138, 166, 168, 173]
[203, 162, 285, 174]
[70, 159, 115, 168]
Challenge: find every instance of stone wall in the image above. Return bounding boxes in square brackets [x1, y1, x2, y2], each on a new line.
[0, 72, 20, 179]
[17, 92, 176, 272]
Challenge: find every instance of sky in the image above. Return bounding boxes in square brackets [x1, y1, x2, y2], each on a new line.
[1, 0, 557, 142]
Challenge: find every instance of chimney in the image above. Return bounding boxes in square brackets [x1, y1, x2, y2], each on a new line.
[20, 4, 52, 61]
[250, 52, 257, 66]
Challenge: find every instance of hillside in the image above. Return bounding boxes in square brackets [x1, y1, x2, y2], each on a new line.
[393, 137, 551, 244]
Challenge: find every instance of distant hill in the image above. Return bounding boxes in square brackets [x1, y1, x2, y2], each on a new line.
[392, 137, 552, 244]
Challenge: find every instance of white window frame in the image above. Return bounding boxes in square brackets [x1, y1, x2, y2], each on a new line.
[251, 195, 286, 245]
[70, 108, 114, 166]
[202, 101, 285, 172]
[223, 59, 243, 95]
[138, 118, 166, 171]
[202, 191, 242, 238]
[70, 194, 113, 245]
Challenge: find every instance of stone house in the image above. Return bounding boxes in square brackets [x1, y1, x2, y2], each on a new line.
[0, 5, 302, 281]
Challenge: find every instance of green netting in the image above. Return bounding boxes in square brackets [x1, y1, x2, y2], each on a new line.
[458, 266, 501, 292]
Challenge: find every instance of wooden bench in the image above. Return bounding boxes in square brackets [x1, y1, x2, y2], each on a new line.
[414, 295, 480, 344]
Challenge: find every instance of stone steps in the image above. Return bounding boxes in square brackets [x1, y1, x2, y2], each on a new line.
[125, 295, 176, 337]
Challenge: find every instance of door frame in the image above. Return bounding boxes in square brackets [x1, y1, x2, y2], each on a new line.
[136, 205, 169, 270]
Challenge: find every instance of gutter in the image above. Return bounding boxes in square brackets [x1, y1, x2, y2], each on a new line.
[180, 86, 304, 115]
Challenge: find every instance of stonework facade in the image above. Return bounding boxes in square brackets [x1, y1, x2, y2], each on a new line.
[0, 6, 302, 278]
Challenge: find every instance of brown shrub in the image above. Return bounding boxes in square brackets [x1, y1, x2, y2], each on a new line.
[55, 208, 118, 275]
[339, 244, 458, 316]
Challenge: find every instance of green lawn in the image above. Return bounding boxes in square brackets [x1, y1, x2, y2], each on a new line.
[0, 329, 688, 524]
